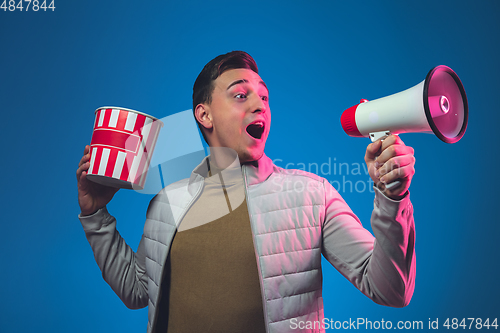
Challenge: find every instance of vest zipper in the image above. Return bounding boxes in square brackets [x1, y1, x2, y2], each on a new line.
[150, 179, 205, 333]
[242, 166, 271, 333]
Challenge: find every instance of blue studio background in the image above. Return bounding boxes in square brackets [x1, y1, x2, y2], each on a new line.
[1, 0, 498, 332]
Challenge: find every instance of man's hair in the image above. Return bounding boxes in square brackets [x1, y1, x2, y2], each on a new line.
[192, 51, 259, 144]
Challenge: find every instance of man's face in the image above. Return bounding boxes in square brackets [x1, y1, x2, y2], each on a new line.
[203, 68, 271, 164]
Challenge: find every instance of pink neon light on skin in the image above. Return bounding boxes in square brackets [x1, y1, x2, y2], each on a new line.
[195, 68, 271, 164]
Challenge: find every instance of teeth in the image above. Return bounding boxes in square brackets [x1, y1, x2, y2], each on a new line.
[254, 121, 264, 127]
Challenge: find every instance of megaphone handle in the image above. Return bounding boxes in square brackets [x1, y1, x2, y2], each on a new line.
[369, 131, 403, 190]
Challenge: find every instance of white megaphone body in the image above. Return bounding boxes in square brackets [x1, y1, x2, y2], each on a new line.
[341, 65, 468, 143]
[340, 65, 468, 189]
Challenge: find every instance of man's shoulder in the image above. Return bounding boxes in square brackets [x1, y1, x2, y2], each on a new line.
[161, 177, 191, 192]
[145, 175, 202, 225]
[149, 177, 193, 204]
[271, 164, 326, 184]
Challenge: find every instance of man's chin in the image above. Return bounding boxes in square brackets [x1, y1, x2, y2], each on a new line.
[239, 148, 265, 164]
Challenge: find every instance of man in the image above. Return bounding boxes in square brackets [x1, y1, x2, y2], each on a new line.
[77, 51, 416, 333]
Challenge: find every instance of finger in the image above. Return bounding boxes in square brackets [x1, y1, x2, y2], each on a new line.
[380, 164, 415, 184]
[380, 134, 403, 151]
[364, 140, 382, 163]
[79, 170, 87, 183]
[80, 146, 90, 165]
[79, 152, 91, 167]
[77, 171, 92, 198]
[376, 154, 415, 177]
[76, 160, 90, 180]
[376, 144, 414, 165]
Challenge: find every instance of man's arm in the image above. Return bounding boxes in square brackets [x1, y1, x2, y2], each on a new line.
[321, 182, 415, 307]
[79, 208, 149, 309]
[321, 135, 416, 307]
[76, 145, 148, 309]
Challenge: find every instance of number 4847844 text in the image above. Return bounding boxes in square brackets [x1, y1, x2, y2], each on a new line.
[1, 0, 55, 11]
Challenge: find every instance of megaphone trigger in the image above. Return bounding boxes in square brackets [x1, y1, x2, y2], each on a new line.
[369, 130, 391, 142]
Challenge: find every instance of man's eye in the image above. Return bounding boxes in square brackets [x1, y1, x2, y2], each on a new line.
[235, 93, 247, 99]
[261, 95, 269, 102]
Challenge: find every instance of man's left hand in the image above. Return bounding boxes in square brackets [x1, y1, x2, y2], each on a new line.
[364, 134, 415, 200]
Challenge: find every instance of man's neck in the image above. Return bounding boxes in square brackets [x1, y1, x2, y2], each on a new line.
[207, 147, 240, 170]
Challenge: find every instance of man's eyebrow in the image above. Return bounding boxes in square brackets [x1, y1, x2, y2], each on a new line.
[226, 79, 269, 93]
[226, 79, 248, 90]
[259, 80, 268, 93]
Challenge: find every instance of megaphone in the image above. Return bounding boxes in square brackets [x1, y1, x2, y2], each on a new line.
[340, 65, 468, 143]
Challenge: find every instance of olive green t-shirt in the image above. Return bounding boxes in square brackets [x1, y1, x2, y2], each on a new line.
[155, 161, 266, 333]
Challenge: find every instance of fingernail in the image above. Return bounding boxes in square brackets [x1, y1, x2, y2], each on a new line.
[380, 177, 386, 184]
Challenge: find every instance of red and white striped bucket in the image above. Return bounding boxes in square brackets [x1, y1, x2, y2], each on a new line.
[87, 106, 164, 190]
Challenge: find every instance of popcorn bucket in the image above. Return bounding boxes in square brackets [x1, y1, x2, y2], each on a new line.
[86, 106, 164, 190]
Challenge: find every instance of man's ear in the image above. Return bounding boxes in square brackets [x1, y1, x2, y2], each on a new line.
[195, 104, 213, 130]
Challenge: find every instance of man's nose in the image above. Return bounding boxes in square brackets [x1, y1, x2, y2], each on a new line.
[251, 95, 267, 114]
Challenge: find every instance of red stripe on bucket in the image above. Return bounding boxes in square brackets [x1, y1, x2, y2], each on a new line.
[141, 121, 162, 187]
[90, 128, 141, 153]
[121, 152, 134, 181]
[134, 120, 154, 185]
[136, 121, 160, 187]
[91, 147, 104, 175]
[133, 114, 147, 134]
[104, 149, 118, 178]
[102, 109, 112, 128]
[116, 110, 128, 130]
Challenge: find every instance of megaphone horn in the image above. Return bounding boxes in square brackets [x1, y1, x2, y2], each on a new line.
[340, 65, 468, 143]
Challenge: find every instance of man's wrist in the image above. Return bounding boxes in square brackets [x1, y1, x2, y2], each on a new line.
[374, 185, 408, 202]
[385, 192, 407, 201]
[79, 208, 100, 217]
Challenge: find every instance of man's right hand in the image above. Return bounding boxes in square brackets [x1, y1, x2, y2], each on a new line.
[77, 145, 119, 216]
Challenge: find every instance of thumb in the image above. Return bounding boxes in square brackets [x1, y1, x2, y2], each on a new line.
[365, 140, 382, 162]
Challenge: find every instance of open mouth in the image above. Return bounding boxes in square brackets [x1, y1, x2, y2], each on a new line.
[246, 121, 265, 140]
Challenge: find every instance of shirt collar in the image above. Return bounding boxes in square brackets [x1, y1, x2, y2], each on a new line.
[189, 152, 274, 187]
